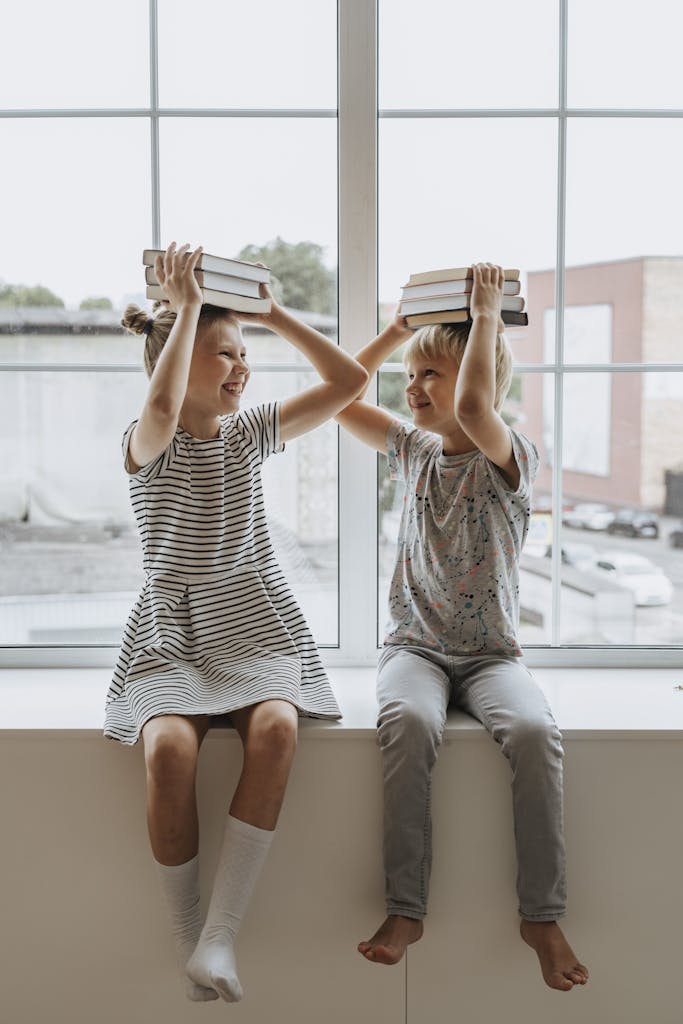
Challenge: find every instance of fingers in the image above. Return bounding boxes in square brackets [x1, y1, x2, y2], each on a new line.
[187, 245, 204, 272]
[473, 262, 504, 287]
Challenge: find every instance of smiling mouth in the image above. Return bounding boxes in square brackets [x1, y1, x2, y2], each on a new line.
[409, 401, 430, 409]
[222, 383, 243, 395]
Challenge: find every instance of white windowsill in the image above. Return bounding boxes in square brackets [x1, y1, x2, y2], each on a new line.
[2, 666, 683, 739]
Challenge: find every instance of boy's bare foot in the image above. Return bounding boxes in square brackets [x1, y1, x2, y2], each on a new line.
[520, 920, 589, 991]
[357, 915, 424, 965]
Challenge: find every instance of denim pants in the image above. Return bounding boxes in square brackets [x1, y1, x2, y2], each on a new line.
[377, 644, 567, 922]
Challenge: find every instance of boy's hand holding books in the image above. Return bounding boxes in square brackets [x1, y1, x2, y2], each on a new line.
[469, 262, 506, 333]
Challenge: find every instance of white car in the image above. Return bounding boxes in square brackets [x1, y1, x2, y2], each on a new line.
[594, 552, 673, 606]
[562, 503, 615, 531]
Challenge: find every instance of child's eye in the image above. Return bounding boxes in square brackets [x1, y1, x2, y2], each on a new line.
[424, 368, 435, 376]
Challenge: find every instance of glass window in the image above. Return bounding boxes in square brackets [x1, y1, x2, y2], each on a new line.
[558, 371, 683, 645]
[0, 118, 151, 363]
[379, 118, 557, 366]
[0, 370, 338, 646]
[379, 0, 558, 109]
[2, 0, 149, 109]
[568, 0, 683, 109]
[158, 0, 337, 109]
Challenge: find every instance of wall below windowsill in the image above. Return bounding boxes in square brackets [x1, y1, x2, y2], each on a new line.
[2, 665, 683, 1024]
[2, 665, 683, 738]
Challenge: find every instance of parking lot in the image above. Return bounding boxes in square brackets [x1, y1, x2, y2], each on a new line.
[561, 514, 683, 644]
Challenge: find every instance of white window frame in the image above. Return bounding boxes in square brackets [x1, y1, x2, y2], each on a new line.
[1, 0, 682, 668]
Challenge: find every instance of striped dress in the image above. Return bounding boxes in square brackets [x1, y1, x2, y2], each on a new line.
[104, 401, 340, 745]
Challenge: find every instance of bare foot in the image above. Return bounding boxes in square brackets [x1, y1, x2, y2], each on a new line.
[520, 920, 589, 991]
[358, 915, 424, 965]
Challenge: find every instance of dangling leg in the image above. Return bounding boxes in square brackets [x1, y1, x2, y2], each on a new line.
[457, 658, 589, 991]
[142, 713, 218, 1002]
[186, 699, 298, 1001]
[358, 646, 449, 965]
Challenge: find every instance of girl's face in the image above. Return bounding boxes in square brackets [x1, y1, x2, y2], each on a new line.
[405, 352, 460, 434]
[186, 320, 250, 415]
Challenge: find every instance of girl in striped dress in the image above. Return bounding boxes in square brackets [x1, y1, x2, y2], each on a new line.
[103, 242, 367, 1002]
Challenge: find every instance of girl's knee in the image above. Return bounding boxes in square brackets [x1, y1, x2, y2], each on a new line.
[246, 701, 298, 758]
[143, 718, 200, 784]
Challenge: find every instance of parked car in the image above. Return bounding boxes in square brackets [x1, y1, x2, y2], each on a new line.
[669, 522, 683, 548]
[543, 542, 599, 572]
[562, 503, 615, 531]
[606, 508, 660, 539]
[594, 552, 673, 606]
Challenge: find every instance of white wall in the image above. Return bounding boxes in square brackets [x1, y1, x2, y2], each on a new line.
[1, 715, 682, 1023]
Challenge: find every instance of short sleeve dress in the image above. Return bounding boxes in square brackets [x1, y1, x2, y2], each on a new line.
[104, 402, 340, 745]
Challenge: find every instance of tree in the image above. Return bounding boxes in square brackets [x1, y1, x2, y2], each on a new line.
[237, 237, 336, 315]
[79, 297, 113, 310]
[0, 282, 64, 307]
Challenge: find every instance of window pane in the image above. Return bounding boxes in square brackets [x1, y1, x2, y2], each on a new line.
[379, 0, 558, 109]
[531, 370, 683, 645]
[568, 0, 683, 109]
[0, 118, 151, 361]
[159, 118, 337, 340]
[2, 0, 149, 108]
[158, 0, 336, 108]
[379, 118, 557, 363]
[565, 121, 683, 356]
[0, 371, 338, 646]
[377, 367, 552, 647]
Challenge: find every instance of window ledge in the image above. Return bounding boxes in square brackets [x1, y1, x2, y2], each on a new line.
[2, 666, 683, 739]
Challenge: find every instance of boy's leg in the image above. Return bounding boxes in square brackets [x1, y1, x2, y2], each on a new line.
[456, 658, 588, 990]
[359, 645, 449, 964]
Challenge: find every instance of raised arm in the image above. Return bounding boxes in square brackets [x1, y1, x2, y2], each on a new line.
[239, 292, 369, 443]
[453, 262, 519, 489]
[127, 243, 203, 472]
[334, 311, 414, 453]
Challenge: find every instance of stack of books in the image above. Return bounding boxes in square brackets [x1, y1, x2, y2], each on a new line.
[399, 266, 528, 328]
[143, 249, 271, 314]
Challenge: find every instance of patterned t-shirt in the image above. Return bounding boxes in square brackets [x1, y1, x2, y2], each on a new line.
[384, 420, 539, 656]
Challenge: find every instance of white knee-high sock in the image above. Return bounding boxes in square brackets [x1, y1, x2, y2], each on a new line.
[186, 815, 274, 1002]
[155, 855, 218, 1002]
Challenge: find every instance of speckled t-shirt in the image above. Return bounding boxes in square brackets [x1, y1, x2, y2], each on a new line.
[384, 420, 539, 656]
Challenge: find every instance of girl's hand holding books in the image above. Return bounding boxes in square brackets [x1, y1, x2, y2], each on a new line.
[234, 270, 280, 327]
[153, 242, 204, 312]
[389, 303, 414, 337]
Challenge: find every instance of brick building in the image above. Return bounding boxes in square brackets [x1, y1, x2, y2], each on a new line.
[513, 257, 683, 511]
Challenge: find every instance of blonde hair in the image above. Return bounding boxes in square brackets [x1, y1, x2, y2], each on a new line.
[403, 323, 513, 413]
[121, 302, 241, 378]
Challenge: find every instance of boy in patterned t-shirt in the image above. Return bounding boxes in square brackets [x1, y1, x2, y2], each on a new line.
[336, 263, 588, 992]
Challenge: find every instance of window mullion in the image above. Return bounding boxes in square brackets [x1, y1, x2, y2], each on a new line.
[335, 0, 378, 664]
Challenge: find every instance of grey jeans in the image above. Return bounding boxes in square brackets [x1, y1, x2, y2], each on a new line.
[377, 644, 567, 922]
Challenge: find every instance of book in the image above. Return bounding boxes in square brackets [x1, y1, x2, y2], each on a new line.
[144, 265, 262, 298]
[399, 294, 526, 317]
[408, 266, 520, 286]
[404, 309, 528, 328]
[142, 249, 270, 283]
[145, 284, 271, 314]
[400, 278, 521, 300]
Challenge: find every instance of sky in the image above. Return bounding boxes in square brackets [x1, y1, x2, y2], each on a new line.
[2, 0, 683, 310]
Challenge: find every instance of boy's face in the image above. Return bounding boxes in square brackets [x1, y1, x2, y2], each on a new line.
[404, 352, 460, 433]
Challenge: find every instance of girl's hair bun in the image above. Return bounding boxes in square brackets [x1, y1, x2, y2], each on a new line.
[121, 303, 151, 336]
